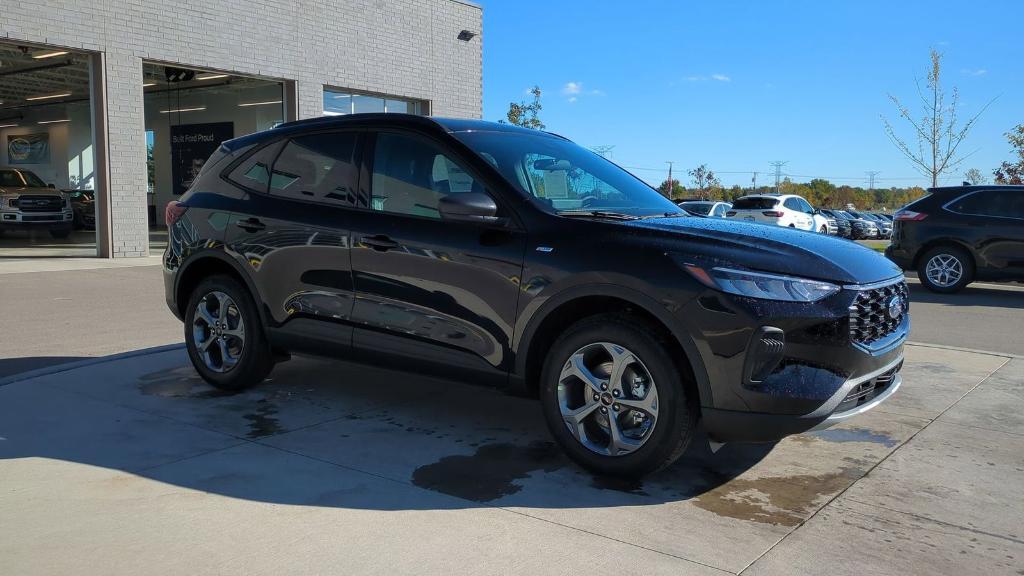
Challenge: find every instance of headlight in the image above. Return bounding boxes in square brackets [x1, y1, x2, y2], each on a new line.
[684, 265, 840, 302]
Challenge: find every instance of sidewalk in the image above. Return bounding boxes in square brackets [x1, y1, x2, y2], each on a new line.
[1, 343, 1019, 575]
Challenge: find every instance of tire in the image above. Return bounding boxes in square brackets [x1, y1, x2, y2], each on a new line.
[917, 245, 974, 294]
[819, 225, 828, 234]
[49, 228, 71, 239]
[539, 314, 697, 478]
[184, 274, 273, 391]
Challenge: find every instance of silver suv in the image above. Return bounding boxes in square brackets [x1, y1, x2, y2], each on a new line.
[0, 168, 73, 238]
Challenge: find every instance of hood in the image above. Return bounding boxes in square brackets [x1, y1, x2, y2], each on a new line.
[622, 216, 901, 285]
[0, 186, 62, 197]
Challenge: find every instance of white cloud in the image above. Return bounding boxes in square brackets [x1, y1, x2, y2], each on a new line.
[682, 74, 731, 83]
[684, 75, 705, 82]
[568, 96, 578, 103]
[961, 68, 987, 76]
[711, 73, 731, 82]
[562, 81, 582, 95]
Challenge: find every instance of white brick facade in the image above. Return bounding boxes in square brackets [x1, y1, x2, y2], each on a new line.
[1, 0, 482, 257]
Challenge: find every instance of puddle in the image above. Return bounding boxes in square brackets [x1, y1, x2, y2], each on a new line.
[693, 469, 856, 527]
[810, 427, 899, 448]
[412, 441, 564, 502]
[243, 400, 282, 438]
[590, 475, 647, 495]
[138, 367, 235, 399]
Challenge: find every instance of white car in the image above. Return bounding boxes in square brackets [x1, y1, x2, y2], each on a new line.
[676, 200, 732, 218]
[725, 194, 830, 233]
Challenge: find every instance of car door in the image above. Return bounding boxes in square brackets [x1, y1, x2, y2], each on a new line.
[224, 131, 362, 352]
[349, 130, 527, 373]
[946, 189, 1024, 278]
[784, 198, 811, 229]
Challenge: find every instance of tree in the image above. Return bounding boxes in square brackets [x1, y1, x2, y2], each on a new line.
[994, 124, 1024, 184]
[657, 178, 686, 198]
[964, 168, 987, 185]
[882, 50, 992, 187]
[687, 164, 721, 199]
[503, 86, 545, 130]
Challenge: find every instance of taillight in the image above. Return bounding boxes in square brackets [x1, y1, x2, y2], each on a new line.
[726, 211, 737, 217]
[894, 210, 927, 221]
[762, 211, 784, 217]
[165, 201, 188, 226]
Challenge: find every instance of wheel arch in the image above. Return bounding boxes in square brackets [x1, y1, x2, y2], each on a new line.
[174, 251, 267, 327]
[514, 285, 712, 408]
[912, 238, 977, 270]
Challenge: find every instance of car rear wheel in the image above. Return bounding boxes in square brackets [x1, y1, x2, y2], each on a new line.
[184, 275, 273, 391]
[819, 225, 828, 234]
[539, 314, 696, 478]
[918, 246, 973, 293]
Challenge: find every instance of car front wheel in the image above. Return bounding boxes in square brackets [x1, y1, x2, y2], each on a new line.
[184, 275, 273, 390]
[918, 245, 974, 293]
[540, 314, 696, 478]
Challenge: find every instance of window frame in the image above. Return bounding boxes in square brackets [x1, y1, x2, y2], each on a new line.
[363, 129, 519, 228]
[942, 189, 1024, 221]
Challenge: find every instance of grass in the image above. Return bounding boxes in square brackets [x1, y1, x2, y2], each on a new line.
[857, 239, 890, 253]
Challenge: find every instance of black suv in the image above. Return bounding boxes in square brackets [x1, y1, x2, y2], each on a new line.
[887, 185, 1024, 293]
[163, 114, 908, 477]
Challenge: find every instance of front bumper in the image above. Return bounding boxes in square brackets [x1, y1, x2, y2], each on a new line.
[679, 276, 908, 443]
[0, 210, 73, 229]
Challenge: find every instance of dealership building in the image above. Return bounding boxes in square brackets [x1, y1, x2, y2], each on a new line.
[0, 0, 482, 258]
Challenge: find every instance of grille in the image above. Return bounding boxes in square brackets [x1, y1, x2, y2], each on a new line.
[849, 279, 909, 346]
[836, 363, 901, 413]
[15, 195, 64, 212]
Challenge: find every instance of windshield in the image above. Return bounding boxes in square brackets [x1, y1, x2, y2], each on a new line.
[451, 131, 684, 218]
[679, 201, 713, 215]
[0, 169, 47, 188]
[732, 197, 779, 210]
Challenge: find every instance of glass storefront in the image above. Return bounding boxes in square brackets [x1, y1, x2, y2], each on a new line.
[323, 88, 427, 116]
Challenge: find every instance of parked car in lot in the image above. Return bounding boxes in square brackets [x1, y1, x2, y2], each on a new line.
[676, 200, 731, 218]
[851, 211, 892, 239]
[0, 168, 73, 238]
[67, 189, 96, 230]
[886, 185, 1024, 293]
[725, 194, 832, 233]
[819, 209, 853, 238]
[163, 114, 908, 477]
[838, 210, 880, 240]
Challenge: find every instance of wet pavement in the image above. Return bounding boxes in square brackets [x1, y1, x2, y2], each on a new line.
[0, 344, 1021, 575]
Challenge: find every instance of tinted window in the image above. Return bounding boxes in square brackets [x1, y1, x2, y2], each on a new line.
[734, 197, 779, 210]
[798, 198, 814, 213]
[0, 169, 46, 188]
[269, 132, 358, 206]
[948, 190, 1024, 219]
[371, 132, 485, 219]
[680, 201, 713, 215]
[226, 141, 285, 194]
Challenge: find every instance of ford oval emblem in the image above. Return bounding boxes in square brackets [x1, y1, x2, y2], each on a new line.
[887, 295, 904, 320]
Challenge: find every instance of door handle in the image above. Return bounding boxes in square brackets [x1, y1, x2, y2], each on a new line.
[235, 217, 266, 232]
[360, 234, 399, 251]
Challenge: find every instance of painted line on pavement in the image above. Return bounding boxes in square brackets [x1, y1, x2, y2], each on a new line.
[907, 340, 1022, 360]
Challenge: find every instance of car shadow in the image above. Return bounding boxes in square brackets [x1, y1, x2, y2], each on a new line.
[0, 355, 91, 379]
[0, 347, 788, 514]
[908, 281, 1024, 310]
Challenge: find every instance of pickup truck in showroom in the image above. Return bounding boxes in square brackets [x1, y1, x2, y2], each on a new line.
[0, 168, 74, 238]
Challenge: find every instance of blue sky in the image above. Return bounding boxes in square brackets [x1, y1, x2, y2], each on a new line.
[478, 1, 1023, 189]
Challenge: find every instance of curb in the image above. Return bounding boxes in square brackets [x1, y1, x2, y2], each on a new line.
[0, 343, 186, 388]
[906, 340, 1022, 360]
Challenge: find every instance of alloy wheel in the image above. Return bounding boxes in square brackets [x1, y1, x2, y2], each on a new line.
[192, 291, 245, 373]
[925, 254, 963, 288]
[557, 342, 659, 456]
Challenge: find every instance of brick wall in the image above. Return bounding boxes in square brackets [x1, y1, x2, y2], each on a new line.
[1, 0, 482, 257]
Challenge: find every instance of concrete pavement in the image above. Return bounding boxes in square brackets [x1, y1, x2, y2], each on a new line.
[1, 343, 1020, 575]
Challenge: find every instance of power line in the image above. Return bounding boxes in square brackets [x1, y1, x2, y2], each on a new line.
[865, 170, 881, 191]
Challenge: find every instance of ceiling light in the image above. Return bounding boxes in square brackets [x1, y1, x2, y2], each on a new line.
[32, 50, 69, 59]
[0, 123, 18, 128]
[26, 92, 72, 101]
[238, 100, 282, 107]
[142, 82, 157, 87]
[195, 73, 228, 81]
[38, 119, 69, 124]
[159, 107, 206, 114]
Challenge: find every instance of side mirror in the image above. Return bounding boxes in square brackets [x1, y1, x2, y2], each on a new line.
[438, 192, 502, 224]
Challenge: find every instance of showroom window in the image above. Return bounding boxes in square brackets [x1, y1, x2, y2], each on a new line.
[323, 88, 427, 116]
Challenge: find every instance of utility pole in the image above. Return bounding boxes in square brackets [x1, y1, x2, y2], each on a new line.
[866, 170, 881, 191]
[751, 171, 758, 193]
[665, 161, 674, 198]
[769, 161, 787, 194]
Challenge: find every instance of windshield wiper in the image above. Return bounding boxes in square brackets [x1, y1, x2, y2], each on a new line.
[557, 210, 640, 220]
[638, 211, 688, 219]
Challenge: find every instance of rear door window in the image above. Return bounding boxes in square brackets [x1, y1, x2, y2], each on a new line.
[225, 141, 285, 194]
[268, 132, 359, 207]
[732, 197, 778, 210]
[947, 190, 1024, 219]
